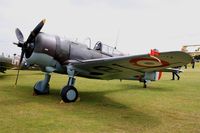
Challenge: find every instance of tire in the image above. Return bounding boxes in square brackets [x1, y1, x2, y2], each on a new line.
[61, 86, 78, 103]
[34, 81, 50, 95]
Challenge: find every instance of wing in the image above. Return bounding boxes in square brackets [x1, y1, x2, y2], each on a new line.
[0, 58, 14, 73]
[70, 51, 192, 80]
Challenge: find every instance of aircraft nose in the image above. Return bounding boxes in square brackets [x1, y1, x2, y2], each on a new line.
[34, 33, 57, 57]
[27, 33, 71, 65]
[24, 42, 35, 58]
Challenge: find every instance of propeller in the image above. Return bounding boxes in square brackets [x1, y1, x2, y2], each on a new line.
[14, 19, 46, 86]
[15, 28, 24, 43]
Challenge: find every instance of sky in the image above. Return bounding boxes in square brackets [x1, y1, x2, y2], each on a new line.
[1, 0, 200, 56]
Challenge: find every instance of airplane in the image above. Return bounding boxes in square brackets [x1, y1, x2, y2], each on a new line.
[181, 44, 200, 57]
[13, 19, 192, 103]
[0, 53, 29, 73]
[0, 54, 14, 73]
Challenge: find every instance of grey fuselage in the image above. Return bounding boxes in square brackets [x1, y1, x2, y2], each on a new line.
[26, 33, 123, 74]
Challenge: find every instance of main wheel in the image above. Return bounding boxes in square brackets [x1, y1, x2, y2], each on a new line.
[61, 86, 78, 103]
[34, 80, 50, 95]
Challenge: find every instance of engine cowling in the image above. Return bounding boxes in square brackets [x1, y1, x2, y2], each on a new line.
[144, 71, 162, 81]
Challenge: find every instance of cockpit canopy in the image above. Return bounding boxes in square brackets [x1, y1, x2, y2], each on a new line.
[94, 41, 124, 56]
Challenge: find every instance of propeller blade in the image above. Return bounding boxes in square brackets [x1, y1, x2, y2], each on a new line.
[15, 68, 20, 86]
[14, 50, 24, 86]
[26, 19, 46, 44]
[14, 19, 46, 86]
[13, 42, 18, 45]
[15, 28, 24, 43]
[19, 50, 24, 65]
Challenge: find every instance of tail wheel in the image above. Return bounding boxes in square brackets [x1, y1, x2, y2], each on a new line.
[61, 86, 78, 103]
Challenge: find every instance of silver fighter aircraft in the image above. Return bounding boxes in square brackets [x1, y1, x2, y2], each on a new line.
[14, 19, 192, 103]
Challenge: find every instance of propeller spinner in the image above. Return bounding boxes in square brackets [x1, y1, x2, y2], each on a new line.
[14, 19, 46, 86]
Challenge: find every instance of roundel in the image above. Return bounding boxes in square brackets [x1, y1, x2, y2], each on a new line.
[130, 58, 169, 67]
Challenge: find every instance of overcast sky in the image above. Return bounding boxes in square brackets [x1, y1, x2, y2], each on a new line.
[1, 0, 200, 56]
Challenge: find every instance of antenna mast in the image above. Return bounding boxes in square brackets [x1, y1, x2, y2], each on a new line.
[114, 30, 120, 49]
[112, 30, 120, 54]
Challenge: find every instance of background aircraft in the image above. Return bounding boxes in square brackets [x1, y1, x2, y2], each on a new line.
[181, 45, 200, 62]
[181, 45, 200, 57]
[0, 54, 15, 73]
[14, 19, 192, 103]
[0, 53, 30, 73]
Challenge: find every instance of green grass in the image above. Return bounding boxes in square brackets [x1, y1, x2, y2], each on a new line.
[0, 67, 200, 133]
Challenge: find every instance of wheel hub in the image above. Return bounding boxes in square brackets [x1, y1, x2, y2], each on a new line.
[66, 90, 76, 101]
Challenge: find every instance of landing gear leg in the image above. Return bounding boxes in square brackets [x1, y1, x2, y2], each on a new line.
[34, 73, 51, 95]
[143, 80, 147, 88]
[61, 65, 78, 103]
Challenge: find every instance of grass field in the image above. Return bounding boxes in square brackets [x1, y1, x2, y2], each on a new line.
[0, 67, 200, 133]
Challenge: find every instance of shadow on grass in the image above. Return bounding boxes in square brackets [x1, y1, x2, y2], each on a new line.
[78, 88, 160, 126]
[0, 84, 161, 128]
[3, 72, 43, 77]
[79, 88, 131, 108]
[0, 74, 6, 79]
[64, 87, 160, 127]
[120, 83, 173, 92]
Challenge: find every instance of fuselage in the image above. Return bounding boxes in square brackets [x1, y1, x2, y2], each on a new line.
[26, 33, 123, 74]
[18, 32, 163, 82]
